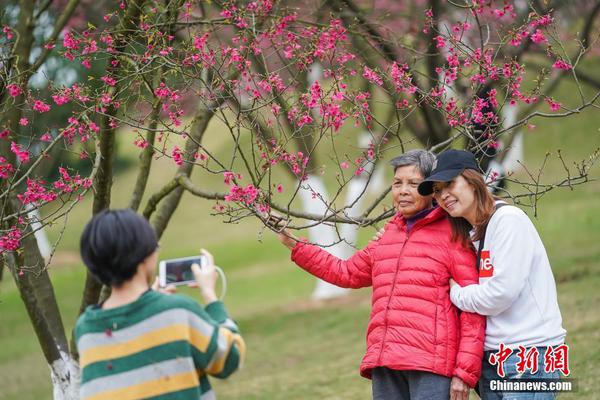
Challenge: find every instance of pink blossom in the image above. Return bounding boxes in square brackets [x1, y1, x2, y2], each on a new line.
[133, 138, 148, 149]
[224, 184, 260, 205]
[3, 26, 14, 40]
[0, 226, 22, 252]
[0, 156, 15, 179]
[434, 35, 446, 49]
[223, 171, 236, 185]
[296, 114, 313, 128]
[101, 76, 117, 86]
[362, 66, 383, 86]
[7, 84, 22, 98]
[40, 133, 52, 142]
[52, 91, 71, 106]
[546, 98, 561, 112]
[552, 60, 572, 70]
[276, 184, 283, 193]
[425, 8, 433, 18]
[63, 31, 79, 50]
[172, 146, 184, 166]
[10, 142, 29, 163]
[17, 178, 58, 205]
[19, 118, 29, 126]
[0, 130, 9, 139]
[530, 29, 547, 44]
[33, 100, 51, 113]
[340, 161, 349, 169]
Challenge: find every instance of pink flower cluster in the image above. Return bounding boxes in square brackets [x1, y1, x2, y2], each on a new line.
[552, 60, 572, 70]
[61, 117, 99, 145]
[313, 19, 347, 60]
[546, 98, 561, 112]
[172, 146, 184, 166]
[10, 142, 30, 163]
[7, 84, 22, 98]
[17, 178, 58, 205]
[224, 184, 260, 206]
[33, 100, 51, 113]
[0, 156, 15, 179]
[52, 167, 92, 193]
[0, 226, 21, 252]
[362, 66, 383, 86]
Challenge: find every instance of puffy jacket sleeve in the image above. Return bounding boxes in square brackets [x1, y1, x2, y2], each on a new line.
[290, 240, 375, 288]
[448, 240, 485, 388]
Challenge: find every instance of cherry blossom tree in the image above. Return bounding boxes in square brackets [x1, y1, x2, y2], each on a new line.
[1, 0, 599, 397]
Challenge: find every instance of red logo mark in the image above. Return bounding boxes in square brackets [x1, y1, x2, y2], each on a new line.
[480, 250, 494, 278]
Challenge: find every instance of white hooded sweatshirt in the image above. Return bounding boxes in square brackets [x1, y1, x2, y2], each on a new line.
[450, 203, 566, 351]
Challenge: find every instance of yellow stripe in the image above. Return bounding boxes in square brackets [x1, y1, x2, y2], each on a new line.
[80, 324, 211, 367]
[83, 370, 199, 400]
[234, 333, 247, 368]
[206, 328, 234, 375]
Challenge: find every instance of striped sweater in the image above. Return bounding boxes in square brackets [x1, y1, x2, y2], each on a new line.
[75, 290, 245, 400]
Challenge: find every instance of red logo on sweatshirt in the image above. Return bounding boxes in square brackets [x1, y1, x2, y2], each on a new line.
[480, 250, 494, 278]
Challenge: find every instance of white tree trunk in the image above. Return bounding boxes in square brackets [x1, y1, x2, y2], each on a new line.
[50, 351, 80, 400]
[298, 132, 377, 299]
[298, 174, 350, 299]
[27, 205, 52, 261]
[485, 103, 523, 188]
[500, 104, 523, 172]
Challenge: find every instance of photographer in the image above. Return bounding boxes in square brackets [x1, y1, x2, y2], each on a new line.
[75, 209, 245, 400]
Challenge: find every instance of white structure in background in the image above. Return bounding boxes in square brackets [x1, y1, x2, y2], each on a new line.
[27, 204, 52, 261]
[485, 103, 523, 188]
[298, 146, 377, 299]
[296, 62, 382, 299]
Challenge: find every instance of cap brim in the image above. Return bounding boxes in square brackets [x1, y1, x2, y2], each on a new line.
[417, 168, 464, 196]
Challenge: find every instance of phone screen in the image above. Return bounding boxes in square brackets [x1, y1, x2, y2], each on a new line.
[162, 256, 205, 286]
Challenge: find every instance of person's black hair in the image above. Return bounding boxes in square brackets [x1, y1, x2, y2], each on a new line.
[80, 209, 158, 287]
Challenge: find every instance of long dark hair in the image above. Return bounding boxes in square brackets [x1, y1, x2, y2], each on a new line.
[448, 169, 497, 247]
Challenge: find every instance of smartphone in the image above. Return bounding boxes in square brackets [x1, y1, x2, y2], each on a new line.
[158, 255, 207, 287]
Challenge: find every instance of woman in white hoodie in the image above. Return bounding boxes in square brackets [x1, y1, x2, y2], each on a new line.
[417, 149, 567, 400]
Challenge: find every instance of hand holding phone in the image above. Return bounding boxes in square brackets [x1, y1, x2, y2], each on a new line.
[189, 249, 218, 303]
[159, 255, 207, 287]
[158, 249, 227, 303]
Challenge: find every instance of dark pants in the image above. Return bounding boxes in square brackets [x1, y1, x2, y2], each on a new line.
[371, 367, 451, 400]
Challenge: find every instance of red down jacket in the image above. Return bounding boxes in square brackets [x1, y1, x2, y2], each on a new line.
[291, 206, 485, 387]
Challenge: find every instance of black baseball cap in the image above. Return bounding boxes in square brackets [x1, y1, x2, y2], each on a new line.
[417, 149, 480, 196]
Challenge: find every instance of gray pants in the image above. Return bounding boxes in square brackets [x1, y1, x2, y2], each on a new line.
[372, 367, 451, 400]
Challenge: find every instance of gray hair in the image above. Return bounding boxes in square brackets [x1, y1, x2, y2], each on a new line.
[389, 149, 436, 178]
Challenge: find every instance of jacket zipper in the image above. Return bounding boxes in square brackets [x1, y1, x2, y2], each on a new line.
[376, 230, 412, 366]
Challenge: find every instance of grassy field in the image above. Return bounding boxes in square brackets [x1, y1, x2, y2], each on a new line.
[0, 77, 599, 399]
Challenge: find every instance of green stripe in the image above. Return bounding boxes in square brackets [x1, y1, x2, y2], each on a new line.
[81, 341, 197, 383]
[215, 345, 241, 378]
[204, 301, 228, 324]
[146, 386, 202, 399]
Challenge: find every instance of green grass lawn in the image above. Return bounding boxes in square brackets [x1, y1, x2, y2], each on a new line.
[0, 75, 599, 399]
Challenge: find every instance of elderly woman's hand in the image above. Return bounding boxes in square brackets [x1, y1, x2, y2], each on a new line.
[449, 278, 459, 289]
[266, 214, 299, 250]
[450, 376, 470, 400]
[277, 228, 299, 250]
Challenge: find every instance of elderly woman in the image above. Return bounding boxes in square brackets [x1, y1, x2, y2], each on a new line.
[276, 150, 485, 400]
